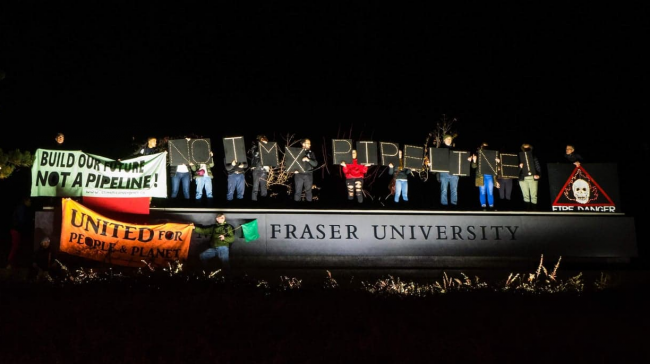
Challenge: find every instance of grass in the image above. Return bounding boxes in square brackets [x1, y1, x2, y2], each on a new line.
[2, 255, 649, 363]
[1, 254, 617, 297]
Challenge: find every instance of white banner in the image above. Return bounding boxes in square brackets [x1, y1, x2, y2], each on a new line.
[31, 149, 168, 198]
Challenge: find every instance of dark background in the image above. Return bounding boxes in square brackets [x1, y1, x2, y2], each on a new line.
[1, 4, 646, 151]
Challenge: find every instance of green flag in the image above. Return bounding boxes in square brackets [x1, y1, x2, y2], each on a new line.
[241, 220, 260, 243]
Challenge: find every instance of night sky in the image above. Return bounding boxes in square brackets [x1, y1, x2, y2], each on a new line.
[1, 4, 648, 214]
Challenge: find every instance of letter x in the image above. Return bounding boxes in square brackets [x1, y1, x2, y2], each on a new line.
[285, 148, 306, 173]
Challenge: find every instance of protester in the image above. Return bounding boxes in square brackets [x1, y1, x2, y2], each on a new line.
[248, 135, 270, 202]
[388, 149, 411, 204]
[193, 213, 235, 274]
[340, 149, 369, 204]
[438, 134, 460, 209]
[139, 137, 159, 156]
[518, 143, 542, 211]
[293, 138, 318, 203]
[169, 138, 192, 204]
[470, 142, 500, 211]
[497, 174, 515, 211]
[564, 144, 583, 167]
[192, 151, 214, 205]
[53, 132, 66, 149]
[225, 157, 248, 201]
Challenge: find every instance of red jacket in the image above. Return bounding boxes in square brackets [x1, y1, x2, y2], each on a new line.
[342, 159, 368, 179]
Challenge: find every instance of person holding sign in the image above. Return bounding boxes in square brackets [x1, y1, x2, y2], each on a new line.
[496, 146, 518, 211]
[438, 134, 460, 209]
[31, 237, 55, 281]
[388, 150, 411, 204]
[248, 135, 270, 202]
[139, 137, 159, 156]
[225, 157, 248, 201]
[518, 143, 542, 211]
[169, 138, 193, 204]
[470, 142, 500, 211]
[53, 132, 66, 150]
[192, 151, 214, 204]
[340, 149, 369, 204]
[564, 144, 583, 167]
[293, 138, 318, 203]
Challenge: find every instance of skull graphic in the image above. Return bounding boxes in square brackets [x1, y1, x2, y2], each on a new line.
[572, 178, 590, 204]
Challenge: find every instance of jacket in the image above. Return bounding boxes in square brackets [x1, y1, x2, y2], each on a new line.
[519, 154, 542, 181]
[471, 149, 498, 187]
[342, 159, 368, 179]
[297, 149, 318, 174]
[565, 153, 583, 164]
[248, 143, 263, 168]
[225, 158, 248, 175]
[191, 160, 215, 179]
[388, 164, 411, 180]
[194, 222, 235, 248]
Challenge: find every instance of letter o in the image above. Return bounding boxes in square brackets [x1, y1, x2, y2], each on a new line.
[47, 172, 60, 186]
[78, 154, 86, 167]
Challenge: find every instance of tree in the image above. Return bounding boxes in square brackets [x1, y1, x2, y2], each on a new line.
[0, 149, 34, 179]
[431, 114, 458, 148]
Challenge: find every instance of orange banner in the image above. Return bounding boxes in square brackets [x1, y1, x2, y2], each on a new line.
[60, 199, 192, 267]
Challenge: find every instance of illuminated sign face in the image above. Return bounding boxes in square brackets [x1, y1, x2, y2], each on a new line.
[551, 166, 616, 213]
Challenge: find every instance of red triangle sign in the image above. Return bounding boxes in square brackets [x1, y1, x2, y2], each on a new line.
[552, 166, 615, 211]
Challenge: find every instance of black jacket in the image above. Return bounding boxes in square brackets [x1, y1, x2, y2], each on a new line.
[296, 149, 318, 174]
[518, 154, 542, 181]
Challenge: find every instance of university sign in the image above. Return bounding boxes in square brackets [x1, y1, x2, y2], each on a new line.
[167, 211, 637, 261]
[34, 207, 637, 269]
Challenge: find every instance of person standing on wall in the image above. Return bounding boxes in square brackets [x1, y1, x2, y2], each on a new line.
[248, 135, 270, 202]
[340, 149, 369, 204]
[53, 132, 66, 149]
[388, 150, 410, 205]
[470, 142, 500, 211]
[225, 156, 248, 202]
[438, 134, 460, 209]
[169, 138, 192, 205]
[120, 136, 161, 206]
[518, 143, 542, 211]
[293, 138, 318, 203]
[564, 144, 583, 167]
[497, 168, 515, 211]
[192, 151, 214, 206]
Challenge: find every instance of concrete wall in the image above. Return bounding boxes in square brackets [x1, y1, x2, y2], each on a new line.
[35, 207, 638, 269]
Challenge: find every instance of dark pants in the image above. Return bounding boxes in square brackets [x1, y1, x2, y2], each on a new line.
[294, 173, 314, 202]
[251, 168, 268, 201]
[346, 178, 364, 203]
[497, 178, 514, 200]
[171, 172, 191, 199]
[199, 246, 230, 273]
[227, 173, 245, 200]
